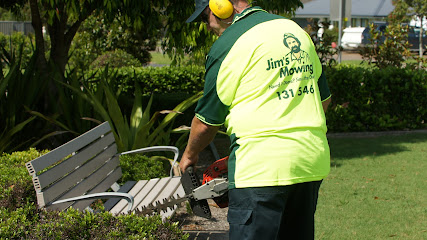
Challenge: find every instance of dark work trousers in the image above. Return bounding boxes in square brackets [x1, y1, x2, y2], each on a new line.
[228, 181, 323, 240]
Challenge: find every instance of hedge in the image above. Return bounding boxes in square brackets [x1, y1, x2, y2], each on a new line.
[325, 65, 426, 132]
[88, 65, 205, 95]
[0, 149, 187, 240]
[103, 65, 426, 132]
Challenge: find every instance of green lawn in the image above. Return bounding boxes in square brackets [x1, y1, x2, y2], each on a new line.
[149, 51, 426, 68]
[316, 132, 427, 240]
[149, 51, 173, 65]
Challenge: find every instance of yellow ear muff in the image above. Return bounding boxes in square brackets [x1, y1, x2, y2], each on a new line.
[209, 0, 234, 19]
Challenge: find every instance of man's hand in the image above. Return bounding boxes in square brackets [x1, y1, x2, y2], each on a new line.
[179, 154, 199, 173]
[322, 98, 331, 112]
[179, 116, 220, 173]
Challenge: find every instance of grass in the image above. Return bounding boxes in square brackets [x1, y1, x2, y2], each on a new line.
[149, 51, 173, 65]
[315, 132, 427, 240]
[149, 50, 426, 68]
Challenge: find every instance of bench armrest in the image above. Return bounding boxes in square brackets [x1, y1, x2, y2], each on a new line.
[120, 146, 179, 177]
[52, 192, 134, 213]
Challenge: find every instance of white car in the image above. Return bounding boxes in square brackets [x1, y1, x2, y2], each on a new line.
[341, 27, 366, 49]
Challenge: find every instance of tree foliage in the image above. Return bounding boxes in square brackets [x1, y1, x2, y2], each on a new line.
[360, 0, 412, 69]
[70, 13, 156, 70]
[404, 0, 427, 61]
[162, 0, 304, 63]
[1, 0, 163, 74]
[304, 19, 339, 68]
[1, 0, 304, 72]
[0, 0, 305, 145]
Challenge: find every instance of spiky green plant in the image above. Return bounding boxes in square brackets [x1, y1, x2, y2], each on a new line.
[59, 66, 202, 152]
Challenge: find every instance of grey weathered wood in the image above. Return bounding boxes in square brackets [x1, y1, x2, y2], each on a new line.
[151, 177, 182, 204]
[70, 166, 123, 211]
[145, 177, 183, 218]
[45, 156, 120, 210]
[39, 145, 118, 205]
[34, 134, 116, 190]
[161, 184, 185, 219]
[109, 180, 151, 214]
[133, 177, 172, 211]
[26, 122, 111, 174]
[104, 181, 137, 211]
[116, 177, 184, 218]
[27, 121, 183, 219]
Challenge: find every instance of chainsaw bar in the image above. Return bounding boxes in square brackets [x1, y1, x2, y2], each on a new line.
[181, 166, 212, 219]
[135, 167, 213, 218]
[135, 194, 188, 215]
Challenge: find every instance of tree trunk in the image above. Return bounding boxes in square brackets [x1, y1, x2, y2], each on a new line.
[419, 16, 423, 60]
[48, 3, 86, 74]
[48, 2, 69, 74]
[29, 0, 47, 73]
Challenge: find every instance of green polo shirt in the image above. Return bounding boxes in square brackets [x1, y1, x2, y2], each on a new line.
[196, 7, 331, 189]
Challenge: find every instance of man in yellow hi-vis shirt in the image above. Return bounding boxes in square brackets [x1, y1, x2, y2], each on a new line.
[180, 0, 332, 239]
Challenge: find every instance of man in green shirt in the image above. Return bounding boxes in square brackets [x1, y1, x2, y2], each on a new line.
[181, 0, 332, 239]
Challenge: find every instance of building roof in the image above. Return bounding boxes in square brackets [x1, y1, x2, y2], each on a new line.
[294, 0, 395, 18]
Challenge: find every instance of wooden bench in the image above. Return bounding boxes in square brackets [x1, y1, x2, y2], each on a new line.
[25, 122, 185, 219]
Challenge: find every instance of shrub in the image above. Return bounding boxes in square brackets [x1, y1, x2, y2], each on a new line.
[87, 65, 205, 95]
[0, 149, 188, 240]
[0, 32, 34, 69]
[81, 66, 204, 132]
[119, 154, 169, 184]
[359, 0, 412, 69]
[0, 148, 45, 187]
[325, 65, 427, 132]
[25, 209, 187, 239]
[101, 64, 426, 132]
[0, 207, 188, 239]
[90, 49, 143, 69]
[69, 13, 157, 71]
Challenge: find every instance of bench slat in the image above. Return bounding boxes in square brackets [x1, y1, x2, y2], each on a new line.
[132, 177, 172, 211]
[26, 122, 111, 174]
[43, 154, 119, 208]
[103, 181, 138, 211]
[126, 177, 184, 218]
[149, 177, 182, 207]
[160, 183, 185, 219]
[70, 167, 124, 210]
[34, 133, 116, 190]
[138, 177, 182, 217]
[109, 179, 158, 214]
[47, 156, 121, 210]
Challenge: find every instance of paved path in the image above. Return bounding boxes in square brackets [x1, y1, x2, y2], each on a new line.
[185, 231, 229, 240]
[174, 198, 230, 240]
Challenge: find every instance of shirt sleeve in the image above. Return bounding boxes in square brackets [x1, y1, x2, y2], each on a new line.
[194, 55, 229, 126]
[317, 71, 331, 101]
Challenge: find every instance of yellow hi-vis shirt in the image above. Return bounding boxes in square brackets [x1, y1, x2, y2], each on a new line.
[195, 7, 331, 189]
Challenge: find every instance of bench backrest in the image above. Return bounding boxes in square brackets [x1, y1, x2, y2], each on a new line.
[26, 122, 122, 210]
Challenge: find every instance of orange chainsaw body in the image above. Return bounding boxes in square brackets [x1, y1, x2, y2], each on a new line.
[202, 156, 229, 208]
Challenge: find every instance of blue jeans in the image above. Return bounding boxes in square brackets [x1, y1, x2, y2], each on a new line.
[228, 181, 322, 240]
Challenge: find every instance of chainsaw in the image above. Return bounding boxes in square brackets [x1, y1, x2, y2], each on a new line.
[135, 156, 229, 219]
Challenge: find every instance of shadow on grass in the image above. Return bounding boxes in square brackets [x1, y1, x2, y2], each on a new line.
[327, 132, 427, 167]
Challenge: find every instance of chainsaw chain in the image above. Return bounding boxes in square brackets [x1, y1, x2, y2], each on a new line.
[134, 194, 188, 215]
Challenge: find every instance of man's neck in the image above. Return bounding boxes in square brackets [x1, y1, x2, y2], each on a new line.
[234, 1, 250, 13]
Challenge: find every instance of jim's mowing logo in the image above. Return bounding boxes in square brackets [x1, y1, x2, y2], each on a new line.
[265, 33, 313, 78]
